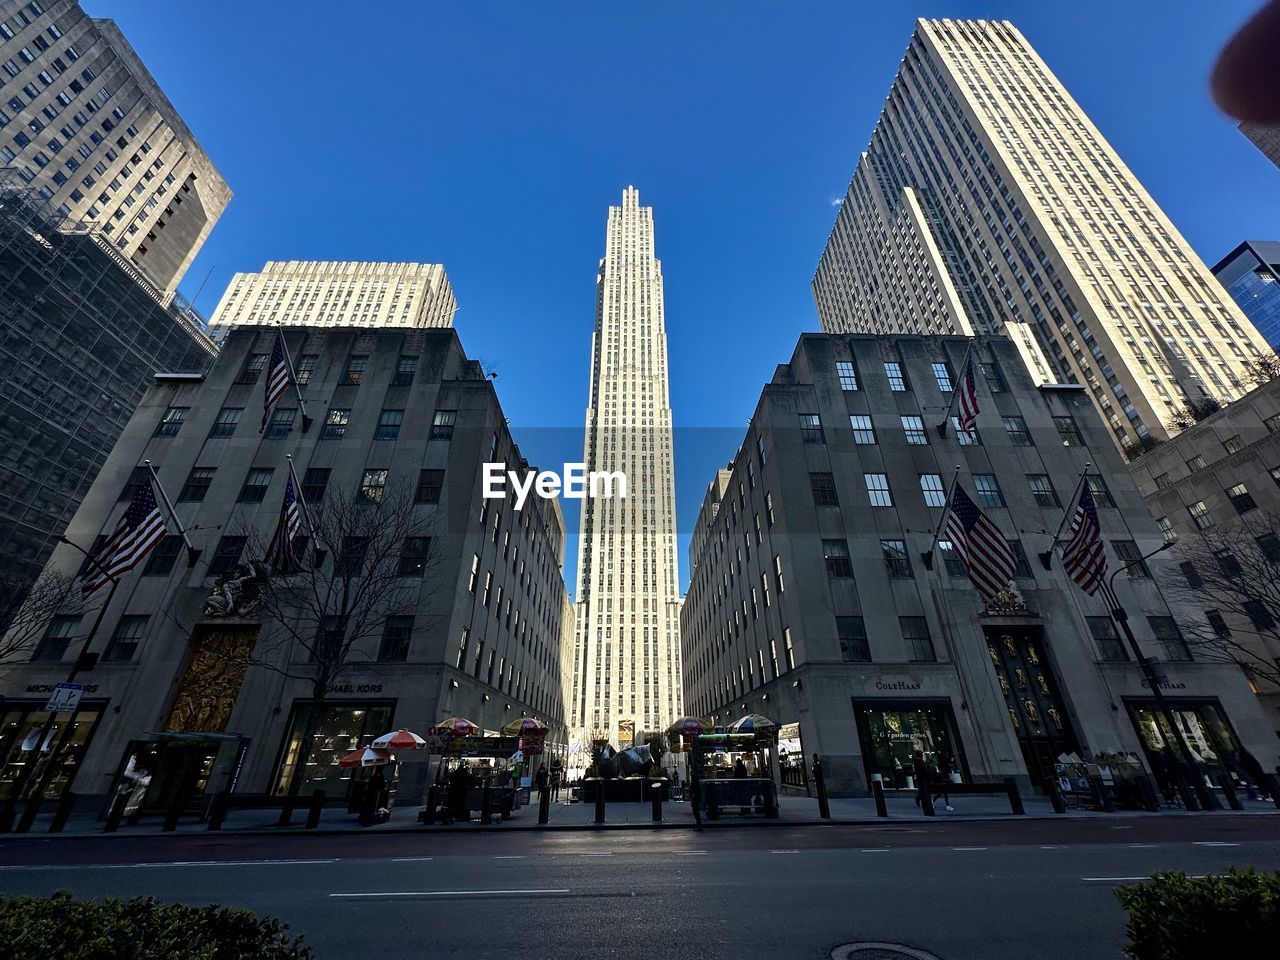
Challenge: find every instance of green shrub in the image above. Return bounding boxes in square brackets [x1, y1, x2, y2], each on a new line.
[0, 891, 313, 960]
[1115, 868, 1280, 959]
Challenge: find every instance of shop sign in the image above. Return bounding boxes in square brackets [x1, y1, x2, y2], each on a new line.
[874, 679, 922, 691]
[325, 683, 384, 694]
[26, 682, 100, 694]
[43, 681, 86, 712]
[1139, 679, 1186, 690]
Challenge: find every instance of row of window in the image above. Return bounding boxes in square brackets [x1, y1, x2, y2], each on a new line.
[237, 352, 418, 388]
[808, 469, 1114, 510]
[801, 411, 1083, 447]
[121, 464, 446, 508]
[833, 357, 1007, 394]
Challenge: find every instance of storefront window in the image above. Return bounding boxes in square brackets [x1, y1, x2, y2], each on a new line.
[855, 700, 966, 790]
[274, 701, 393, 797]
[1126, 700, 1243, 780]
[0, 702, 103, 801]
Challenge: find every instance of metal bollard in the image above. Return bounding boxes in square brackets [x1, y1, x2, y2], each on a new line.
[1089, 776, 1115, 813]
[871, 778, 888, 818]
[1004, 777, 1025, 815]
[276, 798, 294, 828]
[423, 784, 438, 825]
[306, 790, 325, 828]
[481, 782, 493, 824]
[651, 783, 662, 822]
[594, 783, 606, 824]
[816, 776, 831, 820]
[1046, 779, 1067, 814]
[103, 792, 127, 833]
[919, 787, 936, 817]
[538, 785, 551, 825]
[207, 792, 228, 831]
[49, 792, 77, 834]
[1216, 773, 1242, 811]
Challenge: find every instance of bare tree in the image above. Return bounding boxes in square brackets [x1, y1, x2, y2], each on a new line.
[1246, 351, 1280, 387]
[219, 479, 445, 798]
[1162, 513, 1280, 689]
[1168, 396, 1223, 431]
[0, 568, 81, 669]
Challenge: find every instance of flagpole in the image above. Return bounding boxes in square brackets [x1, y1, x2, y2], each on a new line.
[1037, 461, 1092, 571]
[144, 459, 198, 566]
[285, 454, 316, 541]
[921, 464, 962, 570]
[275, 325, 312, 432]
[936, 338, 976, 438]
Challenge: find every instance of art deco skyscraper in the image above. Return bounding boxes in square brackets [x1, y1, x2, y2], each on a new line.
[813, 18, 1271, 452]
[570, 187, 682, 746]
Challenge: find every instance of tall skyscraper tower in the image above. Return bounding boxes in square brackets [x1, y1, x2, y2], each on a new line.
[813, 18, 1271, 452]
[571, 187, 682, 748]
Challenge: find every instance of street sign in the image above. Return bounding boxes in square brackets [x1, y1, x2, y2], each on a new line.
[43, 681, 86, 713]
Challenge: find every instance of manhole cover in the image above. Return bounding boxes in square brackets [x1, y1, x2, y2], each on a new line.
[831, 944, 944, 960]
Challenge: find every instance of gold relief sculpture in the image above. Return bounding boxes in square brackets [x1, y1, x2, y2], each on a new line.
[1022, 698, 1040, 723]
[1037, 674, 1051, 696]
[1007, 707, 1020, 730]
[1002, 634, 1017, 657]
[1026, 644, 1040, 666]
[987, 645, 1000, 668]
[165, 626, 260, 733]
[997, 672, 1011, 695]
[886, 715, 903, 735]
[1048, 706, 1063, 728]
[1015, 667, 1029, 689]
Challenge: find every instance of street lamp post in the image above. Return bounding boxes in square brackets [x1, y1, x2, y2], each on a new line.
[1104, 541, 1219, 812]
[0, 538, 119, 833]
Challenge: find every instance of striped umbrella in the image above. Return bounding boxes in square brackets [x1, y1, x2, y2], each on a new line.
[337, 746, 392, 769]
[428, 717, 481, 738]
[501, 717, 548, 737]
[370, 728, 428, 750]
[728, 714, 780, 737]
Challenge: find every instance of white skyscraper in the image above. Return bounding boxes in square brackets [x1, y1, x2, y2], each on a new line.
[570, 187, 682, 749]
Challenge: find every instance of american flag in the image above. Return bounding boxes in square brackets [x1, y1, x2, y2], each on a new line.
[261, 331, 290, 432]
[265, 470, 305, 573]
[944, 483, 1017, 603]
[1061, 483, 1108, 596]
[81, 477, 168, 596]
[956, 352, 980, 433]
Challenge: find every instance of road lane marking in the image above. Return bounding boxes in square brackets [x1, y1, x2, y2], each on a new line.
[1039, 845, 1059, 849]
[860, 848, 891, 852]
[771, 849, 799, 854]
[390, 857, 434, 862]
[675, 851, 706, 856]
[579, 852, 613, 857]
[951, 847, 987, 851]
[1193, 841, 1239, 847]
[330, 889, 569, 898]
[0, 858, 340, 871]
[1128, 843, 1155, 848]
[494, 855, 526, 859]
[1083, 876, 1206, 883]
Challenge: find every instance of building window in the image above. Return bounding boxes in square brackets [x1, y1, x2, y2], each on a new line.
[918, 473, 946, 507]
[884, 361, 908, 391]
[237, 353, 267, 384]
[378, 616, 413, 661]
[1244, 599, 1275, 631]
[1222, 435, 1244, 455]
[301, 467, 330, 503]
[374, 409, 403, 441]
[141, 535, 182, 576]
[153, 406, 187, 437]
[1114, 540, 1150, 577]
[810, 472, 838, 507]
[1179, 561, 1203, 587]
[1157, 516, 1175, 542]
[177, 467, 215, 502]
[1053, 416, 1083, 446]
[1087, 616, 1128, 661]
[900, 616, 935, 662]
[294, 354, 318, 385]
[1265, 413, 1280, 434]
[360, 469, 388, 503]
[321, 408, 350, 440]
[342, 355, 368, 385]
[103, 614, 148, 662]
[973, 474, 1004, 508]
[1213, 548, 1241, 578]
[393, 355, 418, 386]
[1257, 532, 1280, 564]
[1205, 610, 1231, 638]
[784, 627, 795, 671]
[849, 415, 876, 444]
[799, 414, 824, 443]
[837, 616, 870, 662]
[865, 473, 892, 507]
[937, 540, 966, 577]
[931, 362, 952, 392]
[881, 539, 912, 578]
[1187, 455, 1207, 471]
[978, 362, 1006, 393]
[208, 536, 247, 577]
[32, 615, 79, 662]
[1148, 616, 1191, 661]
[822, 539, 852, 578]
[208, 407, 241, 438]
[264, 408, 296, 439]
[430, 409, 456, 441]
[397, 537, 431, 577]
[1188, 500, 1213, 530]
[1026, 475, 1058, 508]
[238, 468, 273, 503]
[1002, 416, 1032, 446]
[1152, 472, 1171, 490]
[836, 360, 858, 390]
[951, 417, 981, 444]
[1010, 540, 1035, 579]
[1226, 483, 1257, 514]
[1086, 475, 1115, 508]
[337, 537, 369, 578]
[901, 416, 928, 445]
[415, 469, 444, 504]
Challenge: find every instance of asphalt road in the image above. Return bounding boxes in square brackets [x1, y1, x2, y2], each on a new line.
[2, 816, 1278, 960]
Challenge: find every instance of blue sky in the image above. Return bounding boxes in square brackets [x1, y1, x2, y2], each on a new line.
[93, 1, 1280, 595]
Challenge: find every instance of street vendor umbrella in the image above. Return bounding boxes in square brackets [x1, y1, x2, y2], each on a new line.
[338, 746, 392, 768]
[370, 728, 428, 750]
[500, 717, 548, 737]
[666, 716, 710, 752]
[728, 714, 780, 736]
[428, 717, 481, 737]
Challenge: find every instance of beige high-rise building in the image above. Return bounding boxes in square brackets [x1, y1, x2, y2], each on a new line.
[207, 260, 457, 342]
[0, 0, 230, 295]
[813, 18, 1271, 453]
[570, 187, 682, 752]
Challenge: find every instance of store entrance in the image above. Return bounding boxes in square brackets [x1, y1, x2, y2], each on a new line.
[854, 699, 968, 791]
[984, 627, 1079, 787]
[1124, 698, 1248, 798]
[107, 734, 248, 821]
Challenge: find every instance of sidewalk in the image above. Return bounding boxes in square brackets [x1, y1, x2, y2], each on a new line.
[6, 790, 1277, 838]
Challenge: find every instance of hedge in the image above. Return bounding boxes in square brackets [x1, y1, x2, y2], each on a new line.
[0, 891, 313, 960]
[1115, 868, 1280, 959]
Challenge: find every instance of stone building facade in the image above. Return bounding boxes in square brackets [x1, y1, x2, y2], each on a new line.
[680, 334, 1276, 796]
[0, 325, 570, 812]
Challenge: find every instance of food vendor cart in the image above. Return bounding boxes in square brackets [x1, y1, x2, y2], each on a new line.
[419, 716, 544, 824]
[691, 729, 779, 819]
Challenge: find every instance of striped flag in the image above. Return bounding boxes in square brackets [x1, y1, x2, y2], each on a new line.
[265, 469, 305, 573]
[1061, 483, 1108, 595]
[81, 477, 168, 596]
[261, 331, 290, 432]
[956, 352, 980, 433]
[944, 483, 1017, 603]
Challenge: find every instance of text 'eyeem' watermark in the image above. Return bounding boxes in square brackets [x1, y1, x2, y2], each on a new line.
[483, 463, 627, 510]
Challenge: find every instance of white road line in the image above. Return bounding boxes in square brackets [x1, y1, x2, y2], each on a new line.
[771, 849, 799, 854]
[579, 852, 613, 857]
[330, 889, 569, 899]
[389, 857, 434, 862]
[1128, 843, 1155, 848]
[0, 858, 340, 871]
[951, 846, 987, 851]
[493, 855, 526, 859]
[1084, 876, 1205, 883]
[675, 851, 706, 856]
[860, 848, 891, 853]
[1039, 845, 1059, 849]
[1193, 841, 1239, 847]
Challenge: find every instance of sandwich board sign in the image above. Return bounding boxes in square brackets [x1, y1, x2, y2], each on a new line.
[44, 681, 86, 713]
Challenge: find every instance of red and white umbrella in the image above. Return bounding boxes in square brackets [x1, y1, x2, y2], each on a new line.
[370, 728, 428, 751]
[338, 746, 392, 769]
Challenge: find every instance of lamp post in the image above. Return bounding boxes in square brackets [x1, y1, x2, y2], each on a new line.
[2, 538, 119, 832]
[1104, 541, 1218, 812]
